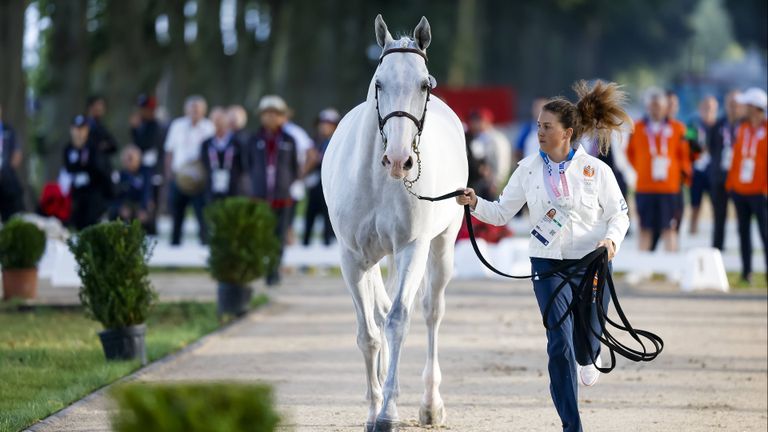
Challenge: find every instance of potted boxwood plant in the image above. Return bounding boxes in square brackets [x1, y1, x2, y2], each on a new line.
[0, 218, 47, 300]
[68, 220, 157, 364]
[205, 197, 280, 317]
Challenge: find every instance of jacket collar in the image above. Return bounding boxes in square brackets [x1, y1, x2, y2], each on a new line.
[519, 144, 588, 168]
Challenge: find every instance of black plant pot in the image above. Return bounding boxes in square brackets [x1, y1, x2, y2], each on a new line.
[98, 324, 147, 365]
[217, 282, 253, 317]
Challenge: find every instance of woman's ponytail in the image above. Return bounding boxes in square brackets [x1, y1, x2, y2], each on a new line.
[574, 80, 634, 155]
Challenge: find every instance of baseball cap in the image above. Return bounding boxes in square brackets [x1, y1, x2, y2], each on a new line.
[735, 87, 767, 110]
[71, 115, 88, 127]
[257, 95, 288, 113]
[137, 94, 157, 109]
[317, 108, 341, 125]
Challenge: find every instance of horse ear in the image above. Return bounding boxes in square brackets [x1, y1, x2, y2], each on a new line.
[375, 14, 393, 48]
[413, 16, 431, 51]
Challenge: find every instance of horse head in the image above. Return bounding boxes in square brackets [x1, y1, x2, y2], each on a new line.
[373, 14, 437, 180]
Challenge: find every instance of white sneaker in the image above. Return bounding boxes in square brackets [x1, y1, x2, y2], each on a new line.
[578, 356, 602, 386]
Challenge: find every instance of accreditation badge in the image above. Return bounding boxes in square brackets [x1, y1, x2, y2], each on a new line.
[211, 169, 230, 193]
[531, 207, 569, 247]
[651, 156, 670, 181]
[739, 158, 755, 184]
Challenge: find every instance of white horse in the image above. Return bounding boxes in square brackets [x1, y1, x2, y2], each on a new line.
[322, 14, 468, 432]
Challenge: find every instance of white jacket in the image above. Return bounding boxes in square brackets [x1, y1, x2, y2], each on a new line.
[473, 146, 629, 260]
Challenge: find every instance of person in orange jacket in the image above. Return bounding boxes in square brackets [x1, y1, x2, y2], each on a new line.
[627, 88, 691, 251]
[726, 87, 768, 285]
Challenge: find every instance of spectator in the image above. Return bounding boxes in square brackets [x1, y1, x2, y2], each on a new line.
[687, 96, 718, 234]
[130, 94, 165, 234]
[627, 88, 691, 252]
[515, 97, 548, 161]
[63, 115, 111, 230]
[302, 108, 339, 246]
[112, 145, 153, 230]
[86, 95, 118, 156]
[708, 90, 746, 250]
[248, 95, 300, 285]
[0, 104, 24, 222]
[726, 88, 767, 285]
[227, 104, 253, 195]
[164, 95, 214, 245]
[468, 108, 511, 187]
[200, 107, 243, 201]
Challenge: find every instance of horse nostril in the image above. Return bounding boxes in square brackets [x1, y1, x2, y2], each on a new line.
[404, 156, 414, 170]
[382, 155, 391, 167]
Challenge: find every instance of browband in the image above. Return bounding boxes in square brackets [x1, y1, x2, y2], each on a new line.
[378, 47, 428, 64]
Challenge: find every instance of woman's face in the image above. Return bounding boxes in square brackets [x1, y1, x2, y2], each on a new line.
[537, 110, 571, 154]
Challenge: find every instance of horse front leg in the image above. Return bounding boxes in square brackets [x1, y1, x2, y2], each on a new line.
[375, 241, 430, 431]
[340, 253, 383, 429]
[419, 227, 456, 426]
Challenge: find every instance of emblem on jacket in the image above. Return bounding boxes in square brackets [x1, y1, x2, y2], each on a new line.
[583, 165, 595, 178]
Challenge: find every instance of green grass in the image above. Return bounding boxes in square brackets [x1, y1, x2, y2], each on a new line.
[0, 302, 221, 432]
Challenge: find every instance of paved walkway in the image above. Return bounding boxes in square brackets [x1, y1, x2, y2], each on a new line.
[29, 274, 767, 431]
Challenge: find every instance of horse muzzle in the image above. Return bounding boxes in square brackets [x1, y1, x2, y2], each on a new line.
[382, 155, 414, 179]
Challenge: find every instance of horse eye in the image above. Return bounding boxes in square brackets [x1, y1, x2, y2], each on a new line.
[421, 83, 429, 91]
[375, 82, 382, 90]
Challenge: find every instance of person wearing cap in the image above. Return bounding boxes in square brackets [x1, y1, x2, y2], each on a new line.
[63, 115, 112, 230]
[468, 107, 512, 190]
[0, 103, 24, 222]
[200, 107, 243, 201]
[302, 108, 340, 246]
[130, 94, 165, 234]
[248, 95, 300, 285]
[708, 90, 746, 250]
[726, 87, 768, 285]
[627, 87, 691, 252]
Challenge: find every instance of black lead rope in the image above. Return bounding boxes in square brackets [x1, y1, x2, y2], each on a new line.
[413, 189, 664, 373]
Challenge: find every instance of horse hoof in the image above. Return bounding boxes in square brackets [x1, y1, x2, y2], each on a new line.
[364, 422, 375, 432]
[372, 418, 402, 432]
[419, 404, 447, 426]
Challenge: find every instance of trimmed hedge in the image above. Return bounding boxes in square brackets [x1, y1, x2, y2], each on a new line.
[205, 197, 280, 285]
[111, 382, 281, 432]
[0, 218, 46, 269]
[67, 220, 157, 328]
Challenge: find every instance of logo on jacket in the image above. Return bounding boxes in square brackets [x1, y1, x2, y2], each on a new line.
[583, 165, 595, 178]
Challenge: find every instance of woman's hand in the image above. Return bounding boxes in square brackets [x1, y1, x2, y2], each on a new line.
[455, 188, 478, 209]
[596, 238, 616, 260]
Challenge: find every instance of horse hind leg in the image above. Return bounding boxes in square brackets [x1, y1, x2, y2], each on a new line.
[418, 228, 456, 426]
[341, 255, 384, 427]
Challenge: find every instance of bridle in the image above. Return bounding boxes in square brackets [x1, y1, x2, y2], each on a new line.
[374, 47, 431, 194]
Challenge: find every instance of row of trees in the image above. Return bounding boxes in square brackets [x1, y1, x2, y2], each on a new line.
[1, 0, 766, 193]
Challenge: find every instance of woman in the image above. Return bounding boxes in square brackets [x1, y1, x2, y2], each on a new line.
[456, 81, 632, 432]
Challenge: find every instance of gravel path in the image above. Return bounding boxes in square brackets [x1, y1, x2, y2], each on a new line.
[29, 275, 767, 432]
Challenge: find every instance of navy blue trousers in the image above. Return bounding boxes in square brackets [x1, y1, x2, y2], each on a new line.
[531, 257, 612, 432]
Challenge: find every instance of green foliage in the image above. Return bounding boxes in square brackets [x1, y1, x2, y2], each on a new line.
[67, 221, 157, 329]
[111, 382, 281, 432]
[0, 302, 220, 432]
[205, 197, 280, 285]
[0, 218, 46, 270]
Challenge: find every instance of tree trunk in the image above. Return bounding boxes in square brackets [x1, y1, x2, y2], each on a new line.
[0, 0, 28, 198]
[40, 0, 89, 180]
[447, 0, 480, 87]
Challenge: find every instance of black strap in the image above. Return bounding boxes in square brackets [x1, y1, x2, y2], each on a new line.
[379, 47, 428, 64]
[413, 189, 664, 373]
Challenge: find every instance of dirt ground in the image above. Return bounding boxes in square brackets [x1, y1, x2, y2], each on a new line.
[30, 274, 767, 432]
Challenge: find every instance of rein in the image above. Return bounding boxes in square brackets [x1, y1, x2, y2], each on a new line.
[411, 189, 664, 373]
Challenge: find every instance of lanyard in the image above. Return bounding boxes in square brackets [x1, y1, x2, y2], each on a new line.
[647, 122, 669, 157]
[741, 126, 764, 159]
[208, 142, 235, 170]
[540, 148, 575, 199]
